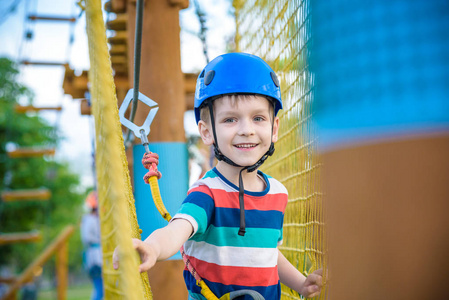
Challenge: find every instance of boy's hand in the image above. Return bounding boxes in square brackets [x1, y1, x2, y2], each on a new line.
[132, 238, 158, 273]
[112, 238, 159, 273]
[299, 269, 323, 298]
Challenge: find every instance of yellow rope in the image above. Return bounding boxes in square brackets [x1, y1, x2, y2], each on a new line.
[85, 0, 152, 298]
[148, 177, 172, 222]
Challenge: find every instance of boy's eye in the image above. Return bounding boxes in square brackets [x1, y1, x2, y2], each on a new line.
[223, 118, 235, 123]
[254, 116, 265, 122]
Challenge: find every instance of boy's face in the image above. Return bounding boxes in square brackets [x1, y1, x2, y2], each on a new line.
[198, 95, 279, 168]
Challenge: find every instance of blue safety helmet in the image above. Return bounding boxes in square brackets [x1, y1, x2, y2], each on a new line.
[194, 52, 282, 124]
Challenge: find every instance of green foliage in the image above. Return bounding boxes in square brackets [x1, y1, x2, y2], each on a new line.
[0, 57, 87, 273]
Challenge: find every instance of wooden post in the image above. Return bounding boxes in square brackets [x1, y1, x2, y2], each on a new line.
[56, 241, 68, 300]
[127, 0, 188, 143]
[127, 0, 189, 299]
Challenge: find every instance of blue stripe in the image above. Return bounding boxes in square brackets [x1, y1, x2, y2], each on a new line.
[213, 207, 283, 229]
[183, 271, 281, 300]
[182, 191, 215, 222]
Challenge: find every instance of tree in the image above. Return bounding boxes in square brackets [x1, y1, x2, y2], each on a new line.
[0, 57, 87, 274]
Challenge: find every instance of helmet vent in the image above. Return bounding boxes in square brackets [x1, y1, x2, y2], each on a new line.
[204, 70, 215, 85]
[199, 70, 205, 78]
[270, 71, 280, 87]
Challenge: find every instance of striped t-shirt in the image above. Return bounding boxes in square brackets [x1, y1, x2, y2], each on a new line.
[173, 167, 288, 300]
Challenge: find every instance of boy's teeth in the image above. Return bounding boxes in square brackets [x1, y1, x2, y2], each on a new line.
[236, 144, 255, 148]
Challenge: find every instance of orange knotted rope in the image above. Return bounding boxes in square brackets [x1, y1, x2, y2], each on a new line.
[142, 152, 162, 182]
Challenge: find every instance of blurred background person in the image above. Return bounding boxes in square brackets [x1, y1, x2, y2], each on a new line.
[80, 191, 103, 300]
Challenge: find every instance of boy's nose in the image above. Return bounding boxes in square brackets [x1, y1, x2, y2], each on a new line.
[238, 119, 255, 136]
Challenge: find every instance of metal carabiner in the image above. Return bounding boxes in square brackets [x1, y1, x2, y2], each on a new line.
[118, 88, 158, 153]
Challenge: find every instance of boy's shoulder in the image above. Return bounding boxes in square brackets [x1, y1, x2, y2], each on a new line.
[189, 168, 222, 191]
[265, 173, 289, 195]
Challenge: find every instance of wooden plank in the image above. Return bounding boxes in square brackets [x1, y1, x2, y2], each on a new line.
[109, 44, 127, 55]
[0, 231, 41, 245]
[15, 105, 62, 113]
[7, 148, 55, 158]
[110, 55, 127, 64]
[168, 0, 189, 9]
[104, 0, 126, 13]
[1, 188, 51, 202]
[108, 31, 127, 44]
[107, 14, 127, 31]
[20, 61, 67, 67]
[28, 15, 76, 22]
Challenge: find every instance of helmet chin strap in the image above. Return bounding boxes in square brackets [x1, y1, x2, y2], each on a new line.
[207, 102, 275, 236]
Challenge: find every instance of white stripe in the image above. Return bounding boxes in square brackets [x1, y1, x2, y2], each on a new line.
[267, 178, 288, 195]
[191, 176, 288, 196]
[189, 177, 236, 193]
[183, 240, 279, 268]
[172, 214, 199, 236]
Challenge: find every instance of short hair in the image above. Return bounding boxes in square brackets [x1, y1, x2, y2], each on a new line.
[199, 94, 275, 124]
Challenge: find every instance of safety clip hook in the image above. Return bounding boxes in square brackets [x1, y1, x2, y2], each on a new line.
[119, 89, 158, 153]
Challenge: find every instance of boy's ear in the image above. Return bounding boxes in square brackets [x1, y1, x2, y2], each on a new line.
[198, 120, 214, 146]
[272, 116, 280, 143]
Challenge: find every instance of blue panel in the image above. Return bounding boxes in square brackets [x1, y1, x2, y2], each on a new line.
[311, 0, 449, 151]
[133, 142, 189, 260]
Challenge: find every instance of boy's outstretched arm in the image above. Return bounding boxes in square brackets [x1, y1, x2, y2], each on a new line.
[113, 218, 193, 273]
[278, 250, 323, 298]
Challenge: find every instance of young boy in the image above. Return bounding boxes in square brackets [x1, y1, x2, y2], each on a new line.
[114, 53, 323, 299]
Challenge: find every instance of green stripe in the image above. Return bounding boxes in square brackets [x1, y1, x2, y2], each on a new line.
[189, 292, 206, 300]
[191, 225, 281, 248]
[178, 203, 208, 235]
[203, 169, 218, 179]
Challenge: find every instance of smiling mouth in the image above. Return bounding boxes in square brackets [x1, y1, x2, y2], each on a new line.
[234, 143, 258, 149]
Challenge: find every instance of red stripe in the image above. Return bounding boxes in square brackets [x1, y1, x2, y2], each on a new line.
[188, 185, 213, 197]
[210, 189, 288, 212]
[187, 256, 279, 287]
